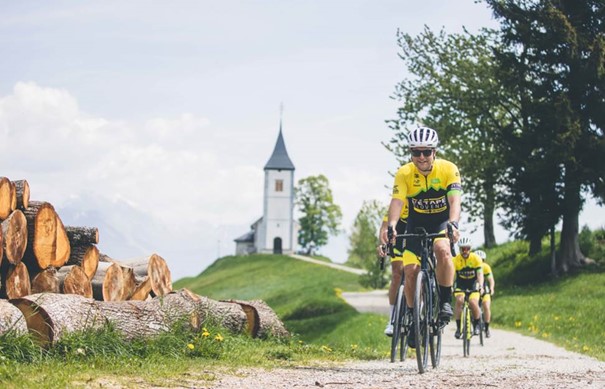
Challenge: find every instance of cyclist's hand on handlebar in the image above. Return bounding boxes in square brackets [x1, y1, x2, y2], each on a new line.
[377, 244, 387, 257]
[447, 221, 460, 243]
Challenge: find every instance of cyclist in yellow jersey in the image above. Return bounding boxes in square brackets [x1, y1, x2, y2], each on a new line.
[475, 250, 495, 338]
[453, 237, 484, 338]
[384, 126, 462, 348]
[377, 202, 408, 336]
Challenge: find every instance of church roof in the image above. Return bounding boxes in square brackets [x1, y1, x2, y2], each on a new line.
[234, 230, 255, 243]
[264, 122, 295, 171]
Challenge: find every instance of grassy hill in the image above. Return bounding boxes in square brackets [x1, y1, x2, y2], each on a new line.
[177, 231, 605, 361]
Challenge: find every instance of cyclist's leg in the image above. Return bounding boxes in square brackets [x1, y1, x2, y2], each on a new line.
[433, 221, 455, 317]
[469, 292, 482, 335]
[453, 289, 464, 338]
[482, 294, 492, 336]
[402, 250, 420, 348]
[385, 258, 404, 336]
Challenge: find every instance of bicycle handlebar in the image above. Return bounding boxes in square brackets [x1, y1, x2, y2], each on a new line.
[386, 225, 456, 258]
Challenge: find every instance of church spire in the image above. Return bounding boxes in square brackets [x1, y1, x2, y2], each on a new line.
[264, 108, 295, 171]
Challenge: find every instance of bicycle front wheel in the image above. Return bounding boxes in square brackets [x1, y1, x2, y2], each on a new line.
[390, 283, 405, 363]
[414, 271, 430, 373]
[429, 280, 442, 368]
[462, 303, 471, 357]
[479, 306, 485, 346]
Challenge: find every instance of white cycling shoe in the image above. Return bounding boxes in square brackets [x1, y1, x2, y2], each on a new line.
[384, 323, 394, 337]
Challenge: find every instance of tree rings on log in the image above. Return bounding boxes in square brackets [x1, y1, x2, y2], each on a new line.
[23, 201, 71, 270]
[31, 267, 60, 294]
[57, 265, 93, 298]
[4, 262, 31, 299]
[0, 177, 12, 220]
[13, 180, 30, 210]
[2, 210, 28, 265]
[66, 244, 99, 280]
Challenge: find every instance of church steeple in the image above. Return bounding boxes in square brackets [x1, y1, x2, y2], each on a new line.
[264, 120, 295, 171]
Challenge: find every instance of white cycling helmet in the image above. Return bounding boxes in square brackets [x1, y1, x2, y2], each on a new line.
[408, 126, 439, 148]
[475, 250, 487, 261]
[457, 236, 472, 249]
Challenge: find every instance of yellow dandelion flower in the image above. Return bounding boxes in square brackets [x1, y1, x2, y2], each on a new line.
[202, 330, 210, 338]
[187, 343, 195, 350]
[215, 333, 224, 342]
[541, 332, 549, 338]
[582, 345, 590, 352]
[514, 321, 522, 328]
[320, 345, 332, 353]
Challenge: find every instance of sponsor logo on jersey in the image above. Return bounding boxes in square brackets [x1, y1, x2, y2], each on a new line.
[411, 196, 447, 214]
[392, 184, 399, 195]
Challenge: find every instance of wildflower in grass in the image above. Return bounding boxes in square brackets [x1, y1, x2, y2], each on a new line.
[215, 333, 224, 342]
[187, 343, 195, 350]
[350, 344, 358, 352]
[541, 332, 550, 338]
[582, 345, 590, 352]
[202, 328, 210, 338]
[553, 315, 560, 321]
[298, 340, 304, 345]
[334, 288, 343, 299]
[514, 321, 522, 328]
[320, 345, 332, 353]
[533, 314, 539, 322]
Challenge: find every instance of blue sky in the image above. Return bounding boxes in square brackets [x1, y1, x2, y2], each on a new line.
[1, 1, 603, 280]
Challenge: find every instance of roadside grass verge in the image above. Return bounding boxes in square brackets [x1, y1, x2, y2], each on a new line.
[481, 228, 605, 360]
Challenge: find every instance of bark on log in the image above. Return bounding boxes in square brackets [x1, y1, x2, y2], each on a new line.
[2, 210, 28, 265]
[9, 181, 16, 212]
[23, 201, 71, 271]
[57, 265, 92, 298]
[224, 299, 290, 338]
[66, 244, 99, 280]
[91, 261, 124, 301]
[13, 180, 30, 210]
[0, 299, 28, 336]
[3, 262, 31, 299]
[65, 226, 99, 245]
[0, 177, 12, 220]
[31, 267, 60, 294]
[11, 293, 105, 345]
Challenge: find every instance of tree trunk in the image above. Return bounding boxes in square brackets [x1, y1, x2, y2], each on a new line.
[129, 276, 152, 301]
[559, 174, 588, 272]
[65, 226, 99, 245]
[0, 177, 12, 220]
[529, 235, 542, 256]
[31, 267, 60, 294]
[57, 265, 93, 298]
[0, 299, 28, 336]
[91, 261, 124, 301]
[66, 244, 99, 280]
[483, 194, 497, 248]
[13, 180, 30, 210]
[9, 289, 287, 346]
[550, 227, 557, 276]
[224, 299, 290, 339]
[2, 210, 28, 265]
[2, 262, 31, 299]
[11, 293, 105, 345]
[22, 201, 71, 271]
[119, 254, 172, 297]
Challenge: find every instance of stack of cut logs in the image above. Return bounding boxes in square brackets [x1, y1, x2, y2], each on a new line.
[0, 177, 288, 345]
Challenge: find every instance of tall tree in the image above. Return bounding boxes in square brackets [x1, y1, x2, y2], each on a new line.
[347, 200, 386, 268]
[386, 27, 512, 247]
[295, 175, 342, 255]
[485, 0, 605, 270]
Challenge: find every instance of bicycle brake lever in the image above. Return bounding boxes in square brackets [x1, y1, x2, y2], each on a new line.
[447, 223, 456, 257]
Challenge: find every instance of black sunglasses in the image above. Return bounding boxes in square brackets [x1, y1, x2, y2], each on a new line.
[410, 149, 434, 157]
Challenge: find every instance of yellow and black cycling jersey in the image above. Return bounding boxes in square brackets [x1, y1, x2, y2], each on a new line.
[382, 201, 409, 223]
[453, 252, 483, 290]
[481, 262, 493, 293]
[391, 159, 462, 225]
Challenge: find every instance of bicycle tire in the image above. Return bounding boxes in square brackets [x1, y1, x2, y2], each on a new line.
[462, 303, 471, 357]
[429, 280, 441, 368]
[399, 298, 409, 361]
[479, 306, 485, 346]
[414, 271, 430, 373]
[390, 283, 405, 363]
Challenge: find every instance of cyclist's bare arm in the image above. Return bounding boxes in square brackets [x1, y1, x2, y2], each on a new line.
[447, 192, 462, 242]
[377, 220, 388, 257]
[386, 198, 404, 241]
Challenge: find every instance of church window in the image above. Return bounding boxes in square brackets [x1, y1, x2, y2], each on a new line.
[275, 179, 284, 192]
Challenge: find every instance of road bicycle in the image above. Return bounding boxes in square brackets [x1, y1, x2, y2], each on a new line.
[387, 225, 455, 374]
[459, 287, 480, 357]
[388, 265, 411, 363]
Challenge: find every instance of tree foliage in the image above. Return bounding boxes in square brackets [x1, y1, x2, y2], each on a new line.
[485, 0, 605, 269]
[295, 175, 342, 255]
[347, 200, 389, 289]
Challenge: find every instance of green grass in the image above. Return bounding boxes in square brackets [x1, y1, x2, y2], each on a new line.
[480, 228, 605, 360]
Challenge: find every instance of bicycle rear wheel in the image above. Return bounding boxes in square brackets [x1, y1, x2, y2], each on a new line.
[462, 303, 471, 357]
[414, 271, 430, 373]
[390, 283, 405, 363]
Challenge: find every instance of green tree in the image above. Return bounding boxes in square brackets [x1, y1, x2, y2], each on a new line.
[295, 175, 342, 255]
[485, 0, 605, 270]
[347, 200, 389, 289]
[386, 27, 512, 247]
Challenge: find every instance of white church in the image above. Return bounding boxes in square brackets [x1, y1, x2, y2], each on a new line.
[234, 122, 298, 255]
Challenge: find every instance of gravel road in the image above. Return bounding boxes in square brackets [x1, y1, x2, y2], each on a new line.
[205, 290, 605, 389]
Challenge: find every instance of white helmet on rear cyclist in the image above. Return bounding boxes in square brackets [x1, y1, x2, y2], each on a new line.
[408, 126, 439, 148]
[475, 250, 487, 261]
[457, 237, 472, 249]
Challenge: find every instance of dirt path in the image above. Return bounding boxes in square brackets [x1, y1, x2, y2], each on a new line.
[205, 290, 605, 389]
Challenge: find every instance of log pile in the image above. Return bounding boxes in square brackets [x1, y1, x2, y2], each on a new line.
[0, 176, 289, 342]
